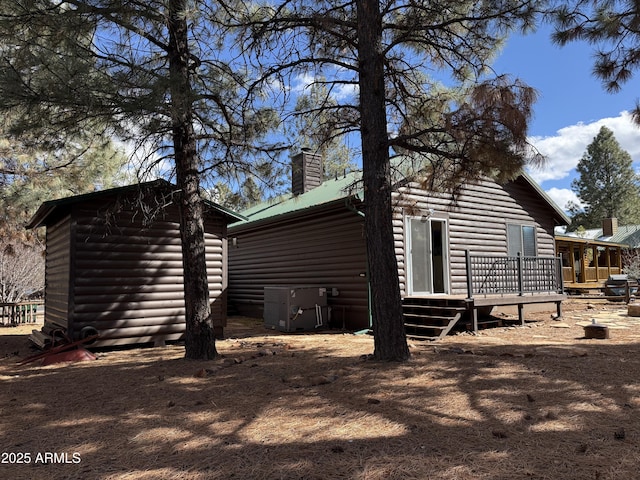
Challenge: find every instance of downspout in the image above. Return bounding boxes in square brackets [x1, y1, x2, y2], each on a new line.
[345, 197, 372, 333]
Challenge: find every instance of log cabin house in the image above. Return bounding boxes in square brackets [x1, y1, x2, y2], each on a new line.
[26, 180, 244, 347]
[555, 235, 626, 293]
[555, 218, 636, 293]
[228, 151, 569, 339]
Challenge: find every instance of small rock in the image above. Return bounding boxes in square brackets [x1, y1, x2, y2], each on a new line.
[308, 375, 338, 386]
[614, 427, 626, 440]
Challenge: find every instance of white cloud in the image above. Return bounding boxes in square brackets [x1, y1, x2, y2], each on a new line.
[526, 111, 640, 184]
[332, 82, 359, 101]
[291, 72, 358, 101]
[545, 187, 582, 213]
[291, 73, 315, 94]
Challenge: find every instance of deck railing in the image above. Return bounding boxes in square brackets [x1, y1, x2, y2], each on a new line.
[465, 251, 563, 298]
[0, 301, 43, 326]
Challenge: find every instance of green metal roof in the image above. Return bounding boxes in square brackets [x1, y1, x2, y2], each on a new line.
[234, 167, 569, 229]
[606, 224, 640, 248]
[558, 224, 640, 249]
[555, 234, 628, 248]
[235, 171, 363, 226]
[233, 165, 570, 231]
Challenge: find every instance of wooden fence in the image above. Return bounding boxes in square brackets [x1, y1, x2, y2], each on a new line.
[0, 301, 43, 326]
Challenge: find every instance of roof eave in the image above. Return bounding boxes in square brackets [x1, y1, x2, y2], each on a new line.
[25, 203, 56, 230]
[519, 172, 571, 225]
[25, 179, 246, 229]
[229, 194, 363, 232]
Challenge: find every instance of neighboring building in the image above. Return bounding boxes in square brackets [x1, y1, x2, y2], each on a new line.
[557, 217, 640, 246]
[228, 151, 569, 338]
[590, 218, 640, 250]
[27, 180, 244, 347]
[555, 236, 626, 291]
[555, 218, 632, 291]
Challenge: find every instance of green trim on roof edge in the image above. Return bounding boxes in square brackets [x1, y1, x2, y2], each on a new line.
[232, 168, 569, 229]
[232, 171, 363, 227]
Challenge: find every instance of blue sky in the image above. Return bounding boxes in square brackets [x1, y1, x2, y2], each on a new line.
[492, 24, 640, 213]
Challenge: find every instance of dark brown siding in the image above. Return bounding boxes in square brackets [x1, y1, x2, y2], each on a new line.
[393, 177, 559, 296]
[204, 216, 228, 329]
[61, 200, 227, 346]
[228, 204, 369, 330]
[43, 215, 72, 329]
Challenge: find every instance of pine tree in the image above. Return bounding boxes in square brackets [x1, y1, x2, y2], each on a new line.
[292, 80, 357, 180]
[0, 130, 128, 232]
[0, 0, 278, 359]
[553, 2, 640, 124]
[0, 124, 128, 303]
[231, 0, 542, 361]
[570, 126, 640, 229]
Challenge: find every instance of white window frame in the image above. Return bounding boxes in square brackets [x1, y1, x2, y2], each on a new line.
[507, 223, 537, 257]
[405, 215, 450, 295]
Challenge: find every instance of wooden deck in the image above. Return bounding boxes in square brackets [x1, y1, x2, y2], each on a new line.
[404, 292, 566, 338]
[470, 293, 565, 330]
[403, 253, 565, 339]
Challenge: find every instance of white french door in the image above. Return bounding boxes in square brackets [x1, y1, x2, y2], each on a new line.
[406, 217, 449, 295]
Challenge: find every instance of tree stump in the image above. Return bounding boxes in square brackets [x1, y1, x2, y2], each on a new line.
[584, 322, 609, 339]
[628, 304, 640, 317]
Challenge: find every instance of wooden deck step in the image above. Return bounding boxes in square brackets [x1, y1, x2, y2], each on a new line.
[404, 323, 449, 330]
[405, 334, 441, 341]
[402, 303, 466, 309]
[402, 298, 467, 340]
[403, 313, 460, 320]
[404, 312, 463, 340]
[403, 297, 467, 304]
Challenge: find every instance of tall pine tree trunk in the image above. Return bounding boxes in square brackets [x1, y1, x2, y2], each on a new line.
[356, 0, 410, 361]
[168, 0, 216, 359]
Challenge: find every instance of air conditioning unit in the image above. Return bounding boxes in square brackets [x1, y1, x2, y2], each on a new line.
[264, 286, 328, 332]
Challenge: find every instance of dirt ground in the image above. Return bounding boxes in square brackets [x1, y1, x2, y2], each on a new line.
[1, 299, 640, 480]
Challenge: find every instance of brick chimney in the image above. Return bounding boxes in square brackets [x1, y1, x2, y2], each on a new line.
[292, 148, 323, 195]
[602, 217, 618, 237]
